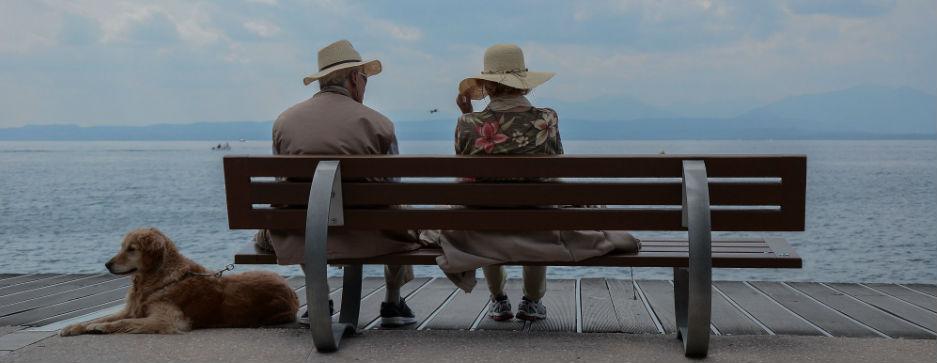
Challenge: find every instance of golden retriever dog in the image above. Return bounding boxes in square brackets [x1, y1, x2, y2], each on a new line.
[60, 228, 298, 336]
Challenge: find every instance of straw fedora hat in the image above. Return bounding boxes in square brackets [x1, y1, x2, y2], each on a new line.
[302, 40, 382, 86]
[458, 44, 555, 100]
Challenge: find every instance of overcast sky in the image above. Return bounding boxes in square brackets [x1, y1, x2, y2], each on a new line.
[0, 0, 934, 127]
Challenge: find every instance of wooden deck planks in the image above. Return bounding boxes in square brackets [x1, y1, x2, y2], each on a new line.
[0, 277, 130, 319]
[828, 283, 937, 334]
[788, 282, 933, 339]
[0, 274, 120, 308]
[580, 278, 621, 333]
[605, 278, 659, 334]
[422, 279, 490, 331]
[635, 280, 677, 334]
[0, 275, 92, 297]
[476, 279, 526, 331]
[284, 276, 306, 290]
[904, 284, 937, 298]
[710, 285, 768, 335]
[375, 278, 457, 330]
[0, 275, 59, 289]
[713, 281, 821, 336]
[529, 279, 576, 332]
[1, 285, 130, 326]
[0, 274, 931, 341]
[27, 299, 126, 327]
[865, 283, 937, 314]
[750, 281, 879, 338]
[327, 277, 385, 317]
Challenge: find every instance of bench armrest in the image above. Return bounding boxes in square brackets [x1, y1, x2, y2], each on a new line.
[302, 160, 354, 352]
[676, 160, 713, 357]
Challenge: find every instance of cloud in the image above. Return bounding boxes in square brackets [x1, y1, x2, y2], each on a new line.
[0, 0, 933, 126]
[785, 0, 896, 18]
[567, 0, 787, 51]
[367, 19, 423, 41]
[0, 2, 61, 54]
[243, 19, 280, 38]
[52, 1, 224, 46]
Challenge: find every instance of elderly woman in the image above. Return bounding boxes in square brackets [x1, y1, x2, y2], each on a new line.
[427, 44, 640, 322]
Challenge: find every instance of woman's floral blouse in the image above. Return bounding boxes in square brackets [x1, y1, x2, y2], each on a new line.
[455, 107, 563, 156]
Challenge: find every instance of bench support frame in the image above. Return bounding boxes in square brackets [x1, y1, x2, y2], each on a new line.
[301, 160, 714, 356]
[676, 160, 713, 357]
[302, 160, 361, 352]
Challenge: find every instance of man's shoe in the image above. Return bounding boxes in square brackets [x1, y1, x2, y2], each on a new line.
[380, 298, 417, 327]
[298, 299, 334, 326]
[515, 296, 546, 321]
[487, 295, 513, 321]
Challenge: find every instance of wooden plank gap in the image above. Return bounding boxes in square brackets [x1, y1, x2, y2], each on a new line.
[603, 279, 626, 332]
[781, 282, 890, 339]
[744, 281, 832, 337]
[860, 283, 937, 314]
[666, 280, 720, 335]
[713, 283, 775, 335]
[902, 284, 937, 298]
[416, 287, 459, 331]
[633, 281, 665, 334]
[468, 301, 491, 331]
[575, 278, 583, 334]
[822, 283, 937, 337]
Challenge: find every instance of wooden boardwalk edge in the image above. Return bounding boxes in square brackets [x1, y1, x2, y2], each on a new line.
[0, 274, 934, 352]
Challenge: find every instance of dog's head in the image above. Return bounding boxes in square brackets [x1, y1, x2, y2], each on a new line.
[105, 228, 176, 275]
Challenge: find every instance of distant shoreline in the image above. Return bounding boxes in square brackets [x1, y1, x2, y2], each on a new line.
[0, 121, 933, 141]
[1, 137, 934, 141]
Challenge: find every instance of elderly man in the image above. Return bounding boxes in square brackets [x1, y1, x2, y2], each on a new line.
[255, 39, 422, 327]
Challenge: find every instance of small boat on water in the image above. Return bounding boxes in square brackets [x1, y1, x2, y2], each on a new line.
[211, 142, 231, 151]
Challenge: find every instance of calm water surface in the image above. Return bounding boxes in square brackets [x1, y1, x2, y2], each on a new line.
[1, 140, 934, 283]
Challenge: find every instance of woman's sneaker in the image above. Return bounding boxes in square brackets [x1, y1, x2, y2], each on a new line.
[516, 296, 546, 321]
[487, 295, 513, 321]
[380, 299, 417, 327]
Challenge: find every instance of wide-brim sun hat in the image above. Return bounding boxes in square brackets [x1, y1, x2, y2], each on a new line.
[302, 39, 382, 86]
[458, 44, 555, 100]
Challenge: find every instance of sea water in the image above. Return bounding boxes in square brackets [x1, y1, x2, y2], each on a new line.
[0, 140, 934, 283]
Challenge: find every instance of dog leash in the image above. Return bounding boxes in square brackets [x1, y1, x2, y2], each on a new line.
[187, 264, 235, 278]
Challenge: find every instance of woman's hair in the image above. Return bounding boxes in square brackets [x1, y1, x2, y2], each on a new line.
[483, 80, 528, 97]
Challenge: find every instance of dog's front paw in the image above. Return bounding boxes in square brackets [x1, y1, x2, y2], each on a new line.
[84, 323, 110, 334]
[60, 324, 86, 337]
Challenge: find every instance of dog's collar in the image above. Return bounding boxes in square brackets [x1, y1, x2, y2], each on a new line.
[138, 264, 237, 304]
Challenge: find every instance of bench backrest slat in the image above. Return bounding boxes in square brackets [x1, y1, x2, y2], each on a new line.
[250, 181, 785, 206]
[223, 155, 806, 232]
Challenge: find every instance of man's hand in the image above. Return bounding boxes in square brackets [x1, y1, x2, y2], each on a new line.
[456, 93, 473, 114]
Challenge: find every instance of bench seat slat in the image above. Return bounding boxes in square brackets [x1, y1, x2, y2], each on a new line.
[236, 208, 800, 231]
[234, 238, 802, 269]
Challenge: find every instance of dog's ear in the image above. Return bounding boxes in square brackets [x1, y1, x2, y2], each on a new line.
[136, 228, 171, 272]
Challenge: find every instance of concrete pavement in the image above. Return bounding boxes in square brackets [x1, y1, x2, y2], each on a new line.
[1, 329, 935, 363]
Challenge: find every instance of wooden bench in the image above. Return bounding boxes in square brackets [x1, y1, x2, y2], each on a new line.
[223, 155, 806, 357]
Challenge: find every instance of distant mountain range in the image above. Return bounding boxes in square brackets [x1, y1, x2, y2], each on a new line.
[1, 85, 934, 140]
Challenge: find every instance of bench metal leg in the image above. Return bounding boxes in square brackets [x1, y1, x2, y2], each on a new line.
[338, 264, 363, 327]
[302, 160, 353, 353]
[675, 160, 713, 358]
